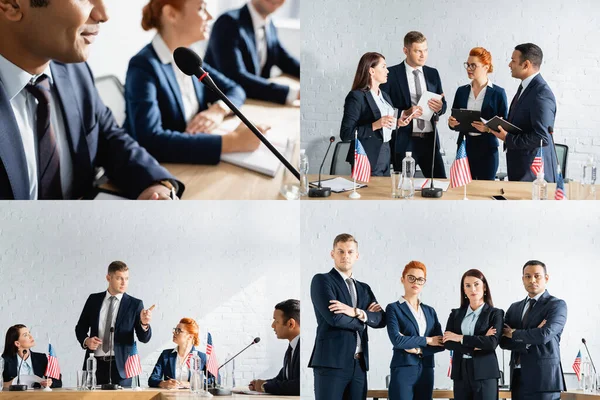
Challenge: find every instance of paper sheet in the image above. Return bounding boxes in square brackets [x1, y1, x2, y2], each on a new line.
[414, 178, 450, 192]
[11, 375, 43, 386]
[416, 91, 443, 122]
[310, 177, 367, 193]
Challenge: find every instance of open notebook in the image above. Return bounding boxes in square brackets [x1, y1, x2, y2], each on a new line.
[213, 118, 294, 177]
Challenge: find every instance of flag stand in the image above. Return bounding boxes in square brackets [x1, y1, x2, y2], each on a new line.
[463, 184, 468, 200]
[43, 337, 53, 391]
[133, 375, 142, 391]
[349, 176, 361, 199]
[349, 130, 361, 199]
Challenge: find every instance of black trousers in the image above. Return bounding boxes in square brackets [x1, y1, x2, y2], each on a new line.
[95, 357, 132, 387]
[373, 142, 391, 176]
[403, 134, 446, 178]
[314, 356, 367, 400]
[453, 357, 498, 400]
[511, 369, 560, 400]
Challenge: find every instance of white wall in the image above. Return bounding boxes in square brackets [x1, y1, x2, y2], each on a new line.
[300, 0, 600, 181]
[0, 202, 299, 388]
[300, 202, 600, 398]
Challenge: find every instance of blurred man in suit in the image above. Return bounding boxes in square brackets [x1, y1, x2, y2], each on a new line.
[500, 260, 567, 400]
[0, 0, 181, 199]
[381, 31, 447, 175]
[204, 0, 300, 105]
[309, 233, 386, 400]
[75, 261, 153, 387]
[249, 299, 300, 395]
[489, 43, 558, 182]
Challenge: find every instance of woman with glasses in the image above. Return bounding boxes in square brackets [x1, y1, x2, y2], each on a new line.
[448, 47, 508, 180]
[443, 269, 504, 400]
[340, 52, 413, 176]
[385, 261, 444, 399]
[148, 318, 207, 388]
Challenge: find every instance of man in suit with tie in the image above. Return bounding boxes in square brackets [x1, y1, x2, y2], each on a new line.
[500, 260, 567, 400]
[0, 0, 181, 200]
[75, 261, 154, 387]
[249, 299, 300, 395]
[309, 233, 386, 400]
[489, 43, 558, 182]
[381, 31, 447, 176]
[204, 0, 300, 105]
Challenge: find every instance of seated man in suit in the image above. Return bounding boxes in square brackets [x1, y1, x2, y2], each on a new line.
[309, 233, 386, 400]
[75, 261, 154, 387]
[204, 0, 300, 105]
[500, 260, 567, 400]
[249, 299, 300, 395]
[489, 43, 558, 182]
[0, 0, 181, 200]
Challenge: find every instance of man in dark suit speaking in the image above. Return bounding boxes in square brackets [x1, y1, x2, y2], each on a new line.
[0, 0, 180, 200]
[489, 43, 558, 182]
[309, 233, 386, 400]
[75, 261, 153, 387]
[500, 260, 567, 400]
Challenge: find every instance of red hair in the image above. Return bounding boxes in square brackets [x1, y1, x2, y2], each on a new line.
[179, 317, 200, 346]
[141, 0, 187, 31]
[402, 261, 427, 278]
[469, 47, 494, 73]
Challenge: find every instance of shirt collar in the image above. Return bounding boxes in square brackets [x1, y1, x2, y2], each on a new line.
[334, 267, 354, 281]
[404, 60, 423, 75]
[471, 79, 494, 89]
[152, 34, 174, 65]
[520, 71, 540, 92]
[398, 296, 421, 307]
[247, 1, 270, 31]
[172, 346, 196, 355]
[0, 53, 53, 101]
[526, 289, 545, 302]
[465, 302, 485, 318]
[289, 335, 300, 351]
[105, 291, 124, 302]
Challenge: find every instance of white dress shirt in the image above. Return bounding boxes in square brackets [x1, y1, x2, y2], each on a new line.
[286, 335, 300, 378]
[398, 297, 427, 336]
[460, 303, 485, 358]
[16, 353, 34, 376]
[334, 267, 367, 354]
[370, 88, 393, 142]
[0, 54, 73, 199]
[404, 61, 433, 133]
[519, 71, 540, 99]
[173, 347, 194, 382]
[95, 291, 123, 357]
[466, 80, 493, 136]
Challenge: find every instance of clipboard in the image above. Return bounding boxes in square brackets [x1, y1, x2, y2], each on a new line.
[451, 109, 482, 130]
[484, 116, 522, 134]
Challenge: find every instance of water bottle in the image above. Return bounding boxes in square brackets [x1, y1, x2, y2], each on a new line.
[189, 353, 202, 394]
[583, 156, 597, 200]
[0, 357, 4, 388]
[222, 353, 233, 389]
[400, 152, 415, 199]
[299, 149, 309, 196]
[582, 356, 594, 393]
[85, 354, 97, 390]
[532, 171, 548, 200]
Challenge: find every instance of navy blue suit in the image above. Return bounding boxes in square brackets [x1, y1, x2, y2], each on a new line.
[500, 291, 567, 400]
[450, 84, 508, 180]
[505, 74, 558, 182]
[148, 346, 207, 387]
[309, 268, 386, 400]
[381, 61, 447, 177]
[385, 301, 444, 400]
[263, 340, 300, 395]
[444, 304, 504, 400]
[0, 61, 181, 200]
[124, 44, 246, 165]
[341, 89, 394, 173]
[75, 292, 152, 385]
[204, 4, 300, 104]
[2, 351, 62, 388]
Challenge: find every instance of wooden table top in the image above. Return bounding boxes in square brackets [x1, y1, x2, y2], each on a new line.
[0, 388, 298, 399]
[367, 389, 591, 399]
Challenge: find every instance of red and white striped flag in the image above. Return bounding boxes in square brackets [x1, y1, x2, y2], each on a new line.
[124, 342, 143, 378]
[449, 140, 472, 188]
[206, 332, 219, 379]
[352, 137, 371, 183]
[573, 350, 582, 380]
[531, 146, 544, 176]
[45, 343, 60, 380]
[447, 350, 453, 377]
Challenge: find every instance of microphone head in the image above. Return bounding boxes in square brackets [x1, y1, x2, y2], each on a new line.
[583, 338, 587, 344]
[173, 47, 203, 77]
[253, 337, 261, 344]
[329, 136, 335, 143]
[110, 327, 115, 333]
[23, 349, 27, 355]
[548, 126, 554, 134]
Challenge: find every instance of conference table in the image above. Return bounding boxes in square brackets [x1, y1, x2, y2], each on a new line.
[0, 389, 299, 399]
[305, 175, 599, 200]
[367, 389, 595, 399]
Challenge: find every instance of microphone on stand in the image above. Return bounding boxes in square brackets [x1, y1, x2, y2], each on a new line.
[421, 111, 443, 198]
[173, 47, 299, 180]
[9, 349, 28, 391]
[582, 338, 597, 375]
[209, 337, 261, 396]
[309, 136, 335, 197]
[548, 126, 562, 180]
[101, 328, 119, 390]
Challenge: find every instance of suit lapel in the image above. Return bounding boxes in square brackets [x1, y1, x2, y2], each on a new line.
[399, 301, 420, 334]
[240, 5, 261, 75]
[115, 293, 131, 332]
[328, 269, 352, 306]
[473, 304, 490, 334]
[161, 63, 186, 121]
[168, 351, 177, 379]
[423, 66, 434, 92]
[455, 307, 468, 334]
[91, 292, 105, 337]
[365, 91, 382, 122]
[481, 85, 494, 113]
[396, 62, 411, 106]
[0, 77, 31, 199]
[516, 297, 528, 329]
[525, 291, 549, 328]
[192, 78, 204, 110]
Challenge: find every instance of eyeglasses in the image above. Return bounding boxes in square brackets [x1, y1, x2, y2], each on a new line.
[463, 62, 481, 70]
[406, 275, 426, 285]
[172, 328, 188, 335]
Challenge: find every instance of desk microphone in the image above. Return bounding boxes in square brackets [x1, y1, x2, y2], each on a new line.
[173, 47, 299, 180]
[9, 350, 28, 391]
[421, 111, 443, 198]
[101, 328, 118, 390]
[309, 136, 335, 197]
[209, 337, 261, 396]
[548, 126, 561, 178]
[582, 338, 597, 375]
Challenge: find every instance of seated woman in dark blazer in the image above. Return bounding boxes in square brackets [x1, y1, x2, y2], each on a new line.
[443, 269, 504, 400]
[1, 325, 61, 389]
[448, 47, 508, 180]
[148, 318, 209, 388]
[341, 52, 412, 176]
[125, 0, 267, 165]
[385, 261, 444, 400]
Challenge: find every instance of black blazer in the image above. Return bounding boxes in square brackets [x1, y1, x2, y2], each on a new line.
[341, 89, 393, 171]
[2, 351, 62, 388]
[263, 339, 300, 395]
[75, 292, 152, 380]
[309, 268, 386, 371]
[380, 61, 447, 167]
[444, 304, 504, 381]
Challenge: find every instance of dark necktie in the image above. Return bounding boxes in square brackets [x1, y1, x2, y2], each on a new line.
[345, 278, 362, 352]
[412, 70, 425, 130]
[102, 296, 117, 353]
[283, 344, 293, 379]
[24, 75, 63, 199]
[507, 83, 523, 122]
[516, 298, 536, 365]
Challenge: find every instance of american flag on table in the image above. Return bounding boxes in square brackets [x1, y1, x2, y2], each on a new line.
[206, 332, 219, 379]
[449, 140, 472, 188]
[555, 172, 567, 200]
[124, 342, 143, 378]
[573, 350, 582, 380]
[44, 343, 60, 380]
[447, 350, 453, 377]
[185, 352, 194, 369]
[531, 146, 544, 175]
[352, 137, 371, 183]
